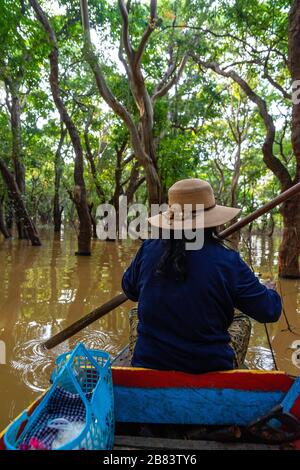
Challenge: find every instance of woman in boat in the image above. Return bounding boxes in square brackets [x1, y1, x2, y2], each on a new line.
[122, 179, 282, 373]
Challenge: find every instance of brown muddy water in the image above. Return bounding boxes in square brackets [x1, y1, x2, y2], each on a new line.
[0, 228, 300, 430]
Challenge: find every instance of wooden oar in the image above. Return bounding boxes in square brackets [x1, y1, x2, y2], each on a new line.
[219, 181, 300, 239]
[43, 181, 300, 350]
[44, 293, 128, 349]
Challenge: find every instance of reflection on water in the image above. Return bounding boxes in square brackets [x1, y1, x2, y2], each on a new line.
[0, 229, 300, 428]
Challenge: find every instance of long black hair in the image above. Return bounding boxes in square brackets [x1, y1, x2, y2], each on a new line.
[156, 228, 224, 281]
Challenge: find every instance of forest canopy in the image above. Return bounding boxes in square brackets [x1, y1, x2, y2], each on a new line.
[0, 0, 299, 277]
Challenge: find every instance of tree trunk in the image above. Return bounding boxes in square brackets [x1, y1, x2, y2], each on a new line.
[73, 182, 92, 254]
[191, 52, 300, 277]
[279, 195, 300, 277]
[277, 0, 300, 277]
[227, 141, 242, 250]
[231, 143, 242, 208]
[53, 194, 63, 232]
[11, 87, 25, 194]
[130, 139, 161, 206]
[53, 125, 66, 232]
[268, 213, 275, 237]
[40, 210, 51, 225]
[0, 158, 41, 246]
[111, 141, 127, 235]
[30, 0, 92, 255]
[84, 110, 106, 203]
[84, 37, 162, 206]
[80, 0, 190, 207]
[289, 0, 300, 173]
[139, 115, 161, 205]
[88, 203, 97, 239]
[0, 197, 11, 238]
[5, 201, 13, 234]
[47, 50, 92, 253]
[125, 161, 145, 206]
[85, 149, 105, 203]
[6, 80, 27, 239]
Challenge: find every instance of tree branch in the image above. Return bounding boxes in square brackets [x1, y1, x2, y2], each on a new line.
[118, 0, 134, 61]
[190, 53, 292, 189]
[275, 118, 291, 166]
[30, 0, 57, 47]
[152, 54, 188, 101]
[263, 53, 291, 100]
[123, 152, 135, 166]
[80, 0, 154, 169]
[84, 108, 106, 202]
[134, 0, 158, 68]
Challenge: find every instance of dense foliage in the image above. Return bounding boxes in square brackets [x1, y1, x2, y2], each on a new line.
[0, 0, 295, 237]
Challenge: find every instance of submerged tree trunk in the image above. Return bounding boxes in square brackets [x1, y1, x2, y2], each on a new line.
[279, 0, 300, 277]
[31, 0, 92, 255]
[53, 196, 64, 232]
[0, 197, 11, 239]
[279, 195, 300, 277]
[268, 213, 275, 237]
[0, 158, 41, 246]
[111, 140, 127, 235]
[289, 0, 300, 167]
[53, 125, 66, 232]
[125, 161, 145, 206]
[84, 109, 106, 203]
[5, 201, 13, 234]
[6, 79, 27, 239]
[11, 86, 25, 195]
[88, 203, 97, 239]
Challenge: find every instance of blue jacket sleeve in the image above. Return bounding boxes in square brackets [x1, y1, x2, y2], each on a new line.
[121, 243, 144, 302]
[233, 253, 282, 323]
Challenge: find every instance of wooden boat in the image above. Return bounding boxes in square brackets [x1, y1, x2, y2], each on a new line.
[1, 346, 300, 450]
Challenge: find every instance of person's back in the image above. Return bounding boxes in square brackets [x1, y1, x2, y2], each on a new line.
[122, 236, 281, 373]
[122, 179, 282, 373]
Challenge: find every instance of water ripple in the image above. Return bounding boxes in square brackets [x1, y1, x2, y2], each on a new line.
[10, 323, 124, 393]
[71, 328, 125, 358]
[11, 322, 69, 392]
[12, 339, 54, 392]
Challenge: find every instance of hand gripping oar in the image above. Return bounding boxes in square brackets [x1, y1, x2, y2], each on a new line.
[43, 181, 300, 350]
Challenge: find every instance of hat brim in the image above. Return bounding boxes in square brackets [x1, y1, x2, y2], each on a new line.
[147, 205, 241, 230]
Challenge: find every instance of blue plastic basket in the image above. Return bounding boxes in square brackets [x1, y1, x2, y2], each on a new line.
[4, 343, 114, 450]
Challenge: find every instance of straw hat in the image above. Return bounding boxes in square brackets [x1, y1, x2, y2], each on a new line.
[148, 179, 241, 230]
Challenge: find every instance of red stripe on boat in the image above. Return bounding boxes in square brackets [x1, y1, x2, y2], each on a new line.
[112, 368, 293, 391]
[0, 437, 5, 451]
[291, 396, 300, 419]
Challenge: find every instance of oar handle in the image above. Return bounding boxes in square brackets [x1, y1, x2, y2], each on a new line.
[219, 181, 300, 239]
[43, 292, 128, 350]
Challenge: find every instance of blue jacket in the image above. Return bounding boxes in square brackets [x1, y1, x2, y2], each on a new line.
[122, 238, 282, 373]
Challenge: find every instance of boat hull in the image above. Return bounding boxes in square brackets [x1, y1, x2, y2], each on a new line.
[1, 347, 300, 449]
[112, 367, 295, 425]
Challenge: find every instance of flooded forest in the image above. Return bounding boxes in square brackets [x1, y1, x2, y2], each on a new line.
[1, 0, 300, 430]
